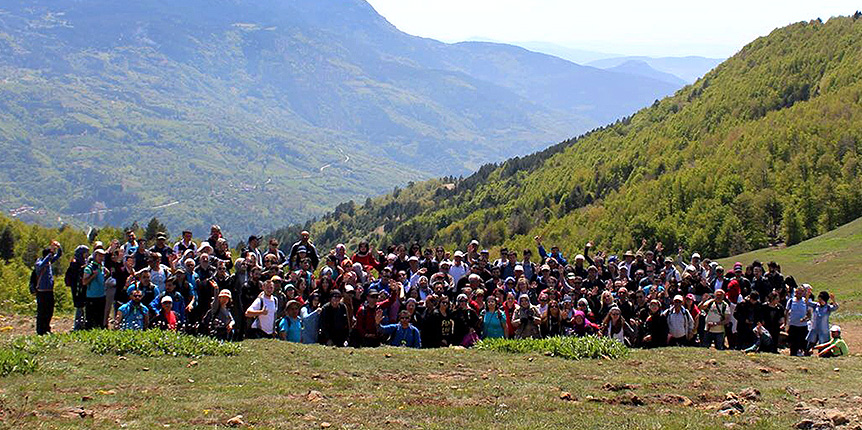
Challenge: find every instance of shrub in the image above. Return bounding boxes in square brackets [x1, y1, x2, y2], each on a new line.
[475, 336, 628, 361]
[0, 347, 39, 377]
[3, 329, 240, 377]
[72, 329, 241, 357]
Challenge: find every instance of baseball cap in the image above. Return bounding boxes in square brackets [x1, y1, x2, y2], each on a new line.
[156, 232, 167, 240]
[344, 285, 355, 293]
[691, 253, 701, 259]
[514, 264, 524, 271]
[673, 295, 684, 302]
[830, 325, 841, 333]
[408, 256, 419, 262]
[161, 295, 173, 304]
[218, 289, 232, 300]
[454, 251, 464, 258]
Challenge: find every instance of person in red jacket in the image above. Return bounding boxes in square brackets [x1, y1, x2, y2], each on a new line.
[353, 289, 393, 347]
[351, 242, 383, 273]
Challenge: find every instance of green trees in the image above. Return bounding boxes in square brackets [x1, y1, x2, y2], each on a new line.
[0, 214, 124, 313]
[0, 226, 14, 262]
[144, 217, 168, 242]
[274, 15, 862, 258]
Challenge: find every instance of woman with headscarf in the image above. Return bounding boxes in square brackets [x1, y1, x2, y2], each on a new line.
[512, 294, 541, 339]
[570, 310, 599, 337]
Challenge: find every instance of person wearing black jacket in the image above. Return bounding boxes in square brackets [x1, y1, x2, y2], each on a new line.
[733, 292, 761, 350]
[759, 292, 784, 353]
[289, 231, 319, 270]
[318, 290, 351, 347]
[642, 300, 668, 348]
[66, 245, 90, 331]
[451, 294, 480, 346]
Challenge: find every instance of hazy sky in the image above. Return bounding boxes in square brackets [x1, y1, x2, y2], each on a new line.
[366, 0, 859, 58]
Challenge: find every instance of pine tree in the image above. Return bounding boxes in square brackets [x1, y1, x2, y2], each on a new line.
[0, 225, 15, 262]
[144, 217, 168, 242]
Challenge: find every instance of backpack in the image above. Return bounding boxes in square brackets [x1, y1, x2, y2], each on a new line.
[29, 262, 45, 295]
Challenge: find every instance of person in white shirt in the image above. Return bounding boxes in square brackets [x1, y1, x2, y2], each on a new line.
[245, 279, 278, 338]
[449, 251, 469, 285]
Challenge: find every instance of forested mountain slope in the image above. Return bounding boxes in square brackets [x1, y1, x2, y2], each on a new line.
[274, 16, 862, 258]
[0, 0, 676, 237]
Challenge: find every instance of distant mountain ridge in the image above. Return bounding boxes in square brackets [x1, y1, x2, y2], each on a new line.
[587, 56, 724, 83]
[0, 0, 678, 236]
[606, 60, 687, 86]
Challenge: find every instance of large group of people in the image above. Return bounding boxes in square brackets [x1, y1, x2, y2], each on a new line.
[32, 226, 848, 357]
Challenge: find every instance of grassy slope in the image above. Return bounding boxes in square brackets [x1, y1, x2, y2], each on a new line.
[0, 339, 859, 429]
[718, 216, 862, 319]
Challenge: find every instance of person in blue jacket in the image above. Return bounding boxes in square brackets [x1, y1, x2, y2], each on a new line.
[376, 309, 421, 348]
[150, 275, 187, 325]
[34, 240, 63, 335]
[535, 235, 567, 266]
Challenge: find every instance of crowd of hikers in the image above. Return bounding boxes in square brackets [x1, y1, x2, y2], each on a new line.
[31, 226, 848, 357]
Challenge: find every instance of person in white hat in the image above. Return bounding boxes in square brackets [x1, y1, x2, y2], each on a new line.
[449, 251, 469, 285]
[152, 295, 179, 331]
[663, 294, 695, 346]
[813, 325, 848, 358]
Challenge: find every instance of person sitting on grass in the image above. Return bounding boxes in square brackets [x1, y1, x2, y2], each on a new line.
[743, 322, 774, 353]
[116, 289, 149, 330]
[377, 309, 422, 348]
[814, 325, 848, 358]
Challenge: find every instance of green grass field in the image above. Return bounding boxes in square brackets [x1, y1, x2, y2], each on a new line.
[718, 216, 862, 320]
[0, 333, 859, 430]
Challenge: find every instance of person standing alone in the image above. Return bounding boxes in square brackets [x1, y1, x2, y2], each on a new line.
[34, 240, 63, 335]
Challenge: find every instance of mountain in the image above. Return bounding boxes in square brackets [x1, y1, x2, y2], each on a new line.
[508, 41, 621, 65]
[0, 0, 678, 238]
[606, 60, 687, 87]
[273, 16, 862, 259]
[588, 56, 724, 83]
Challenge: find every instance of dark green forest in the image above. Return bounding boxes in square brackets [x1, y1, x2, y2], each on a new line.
[273, 16, 862, 258]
